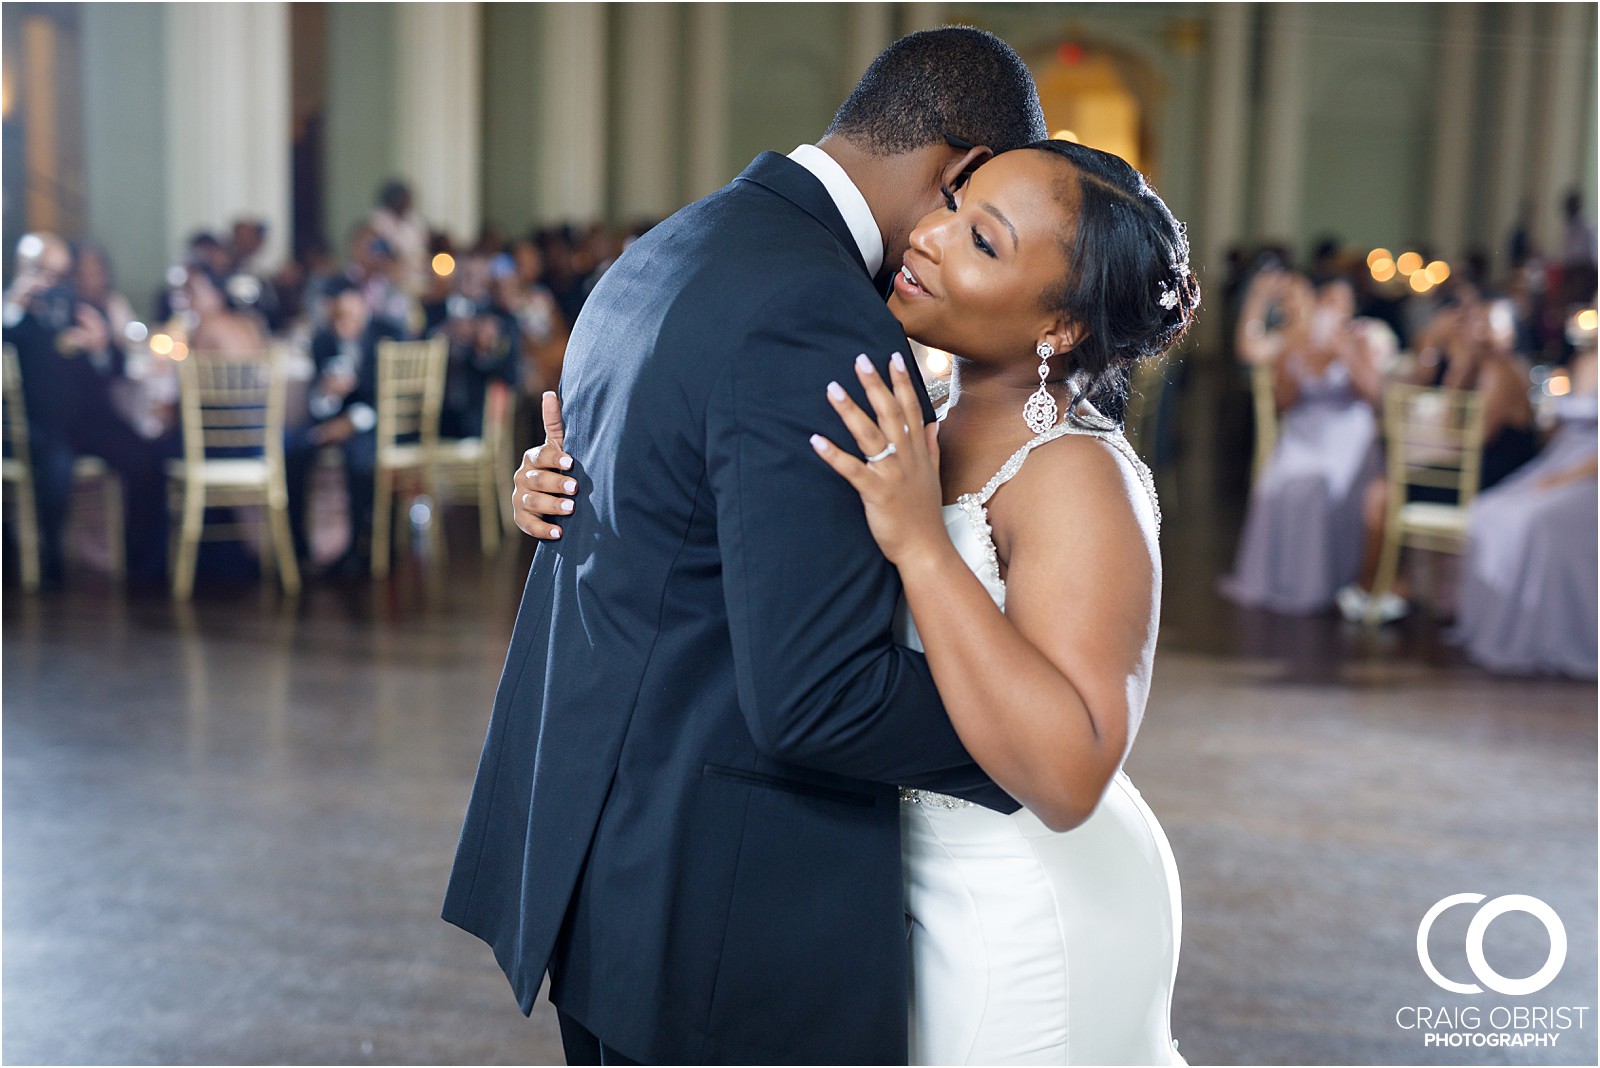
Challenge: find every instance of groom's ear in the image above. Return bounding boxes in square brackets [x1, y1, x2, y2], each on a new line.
[941, 144, 993, 192]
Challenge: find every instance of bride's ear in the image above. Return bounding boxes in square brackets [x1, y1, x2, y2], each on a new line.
[1043, 319, 1085, 359]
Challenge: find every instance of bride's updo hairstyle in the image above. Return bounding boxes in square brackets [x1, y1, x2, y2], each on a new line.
[1025, 139, 1200, 421]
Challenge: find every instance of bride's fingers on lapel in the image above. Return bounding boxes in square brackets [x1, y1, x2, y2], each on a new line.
[886, 352, 923, 453]
[825, 378, 891, 458]
[853, 354, 907, 446]
[809, 433, 867, 488]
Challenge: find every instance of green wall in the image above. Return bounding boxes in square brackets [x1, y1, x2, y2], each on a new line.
[324, 2, 396, 255]
[726, 4, 848, 178]
[481, 2, 543, 237]
[80, 2, 168, 318]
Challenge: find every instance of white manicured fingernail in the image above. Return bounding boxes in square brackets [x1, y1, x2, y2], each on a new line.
[809, 434, 829, 453]
[826, 382, 845, 401]
[563, 479, 577, 493]
[855, 354, 874, 374]
[522, 493, 534, 507]
[890, 352, 905, 372]
[558, 455, 573, 470]
[549, 527, 561, 539]
[560, 500, 574, 513]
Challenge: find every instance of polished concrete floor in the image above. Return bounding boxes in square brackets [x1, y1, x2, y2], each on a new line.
[4, 378, 1597, 1065]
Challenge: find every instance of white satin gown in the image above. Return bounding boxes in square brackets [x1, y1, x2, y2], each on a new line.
[894, 416, 1186, 1066]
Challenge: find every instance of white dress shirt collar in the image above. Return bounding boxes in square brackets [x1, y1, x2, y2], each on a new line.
[787, 144, 885, 277]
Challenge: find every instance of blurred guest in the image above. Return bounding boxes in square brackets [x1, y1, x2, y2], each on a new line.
[1221, 270, 1385, 614]
[1340, 289, 1538, 622]
[154, 232, 231, 321]
[1562, 189, 1596, 270]
[344, 224, 415, 335]
[434, 265, 519, 441]
[284, 279, 400, 579]
[3, 234, 174, 588]
[183, 265, 267, 355]
[536, 226, 587, 329]
[1452, 348, 1596, 677]
[369, 180, 429, 298]
[503, 238, 565, 392]
[223, 218, 286, 332]
[73, 241, 171, 442]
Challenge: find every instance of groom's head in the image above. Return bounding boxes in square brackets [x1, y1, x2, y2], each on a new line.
[818, 27, 1047, 275]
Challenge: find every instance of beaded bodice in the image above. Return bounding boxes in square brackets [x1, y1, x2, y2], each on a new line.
[897, 406, 1161, 809]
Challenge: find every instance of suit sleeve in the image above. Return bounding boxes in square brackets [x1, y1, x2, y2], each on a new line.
[706, 276, 1010, 800]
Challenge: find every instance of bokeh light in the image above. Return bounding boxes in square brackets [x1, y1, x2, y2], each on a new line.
[1396, 252, 1424, 277]
[432, 252, 456, 276]
[1424, 260, 1450, 285]
[1370, 257, 1396, 283]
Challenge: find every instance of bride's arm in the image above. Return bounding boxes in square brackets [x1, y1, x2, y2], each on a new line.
[812, 357, 1158, 832]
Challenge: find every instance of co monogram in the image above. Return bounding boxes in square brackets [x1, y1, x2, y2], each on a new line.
[1417, 894, 1567, 996]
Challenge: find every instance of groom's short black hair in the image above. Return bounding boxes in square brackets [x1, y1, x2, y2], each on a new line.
[826, 27, 1047, 156]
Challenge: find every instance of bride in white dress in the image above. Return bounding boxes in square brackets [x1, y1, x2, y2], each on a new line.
[808, 140, 1194, 1065]
[515, 139, 1196, 1065]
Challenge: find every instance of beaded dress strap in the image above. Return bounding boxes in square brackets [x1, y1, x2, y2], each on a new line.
[952, 415, 1162, 589]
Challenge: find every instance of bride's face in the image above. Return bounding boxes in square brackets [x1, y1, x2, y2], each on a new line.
[888, 149, 1077, 366]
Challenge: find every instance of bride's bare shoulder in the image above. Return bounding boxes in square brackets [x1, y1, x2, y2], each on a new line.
[990, 432, 1159, 560]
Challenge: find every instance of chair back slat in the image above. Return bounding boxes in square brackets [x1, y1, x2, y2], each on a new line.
[377, 338, 447, 452]
[2, 344, 31, 467]
[177, 349, 288, 464]
[1382, 384, 1486, 507]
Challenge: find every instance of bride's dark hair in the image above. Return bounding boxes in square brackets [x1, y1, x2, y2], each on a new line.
[1022, 139, 1200, 423]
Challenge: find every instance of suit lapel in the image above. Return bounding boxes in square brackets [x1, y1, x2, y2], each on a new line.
[734, 152, 873, 279]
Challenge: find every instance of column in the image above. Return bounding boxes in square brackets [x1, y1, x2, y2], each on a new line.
[394, 2, 481, 245]
[843, 3, 894, 92]
[166, 2, 292, 267]
[1486, 4, 1535, 269]
[617, 3, 681, 221]
[1427, 4, 1479, 262]
[1528, 3, 1593, 254]
[685, 3, 730, 201]
[1251, 3, 1308, 244]
[1198, 4, 1251, 295]
[535, 3, 607, 223]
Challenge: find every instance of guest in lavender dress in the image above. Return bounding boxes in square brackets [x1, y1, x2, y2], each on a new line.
[1452, 350, 1597, 678]
[1221, 272, 1385, 613]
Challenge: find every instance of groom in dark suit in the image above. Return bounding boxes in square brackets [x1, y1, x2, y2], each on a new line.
[444, 29, 1046, 1064]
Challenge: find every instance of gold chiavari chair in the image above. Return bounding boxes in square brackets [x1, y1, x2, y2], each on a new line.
[2, 344, 41, 591]
[372, 337, 447, 580]
[2, 344, 124, 588]
[165, 348, 299, 600]
[432, 378, 516, 555]
[1248, 361, 1280, 487]
[1366, 383, 1486, 626]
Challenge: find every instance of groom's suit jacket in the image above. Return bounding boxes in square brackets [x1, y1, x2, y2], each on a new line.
[442, 152, 1018, 1065]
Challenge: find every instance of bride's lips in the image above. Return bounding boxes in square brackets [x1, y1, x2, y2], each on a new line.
[892, 260, 933, 300]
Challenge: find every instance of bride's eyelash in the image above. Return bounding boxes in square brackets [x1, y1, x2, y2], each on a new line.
[942, 183, 994, 257]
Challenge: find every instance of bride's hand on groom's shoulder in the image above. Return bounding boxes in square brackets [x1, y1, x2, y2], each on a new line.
[810, 353, 950, 572]
[513, 390, 577, 540]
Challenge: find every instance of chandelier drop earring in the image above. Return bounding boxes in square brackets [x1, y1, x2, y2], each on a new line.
[1023, 341, 1059, 434]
